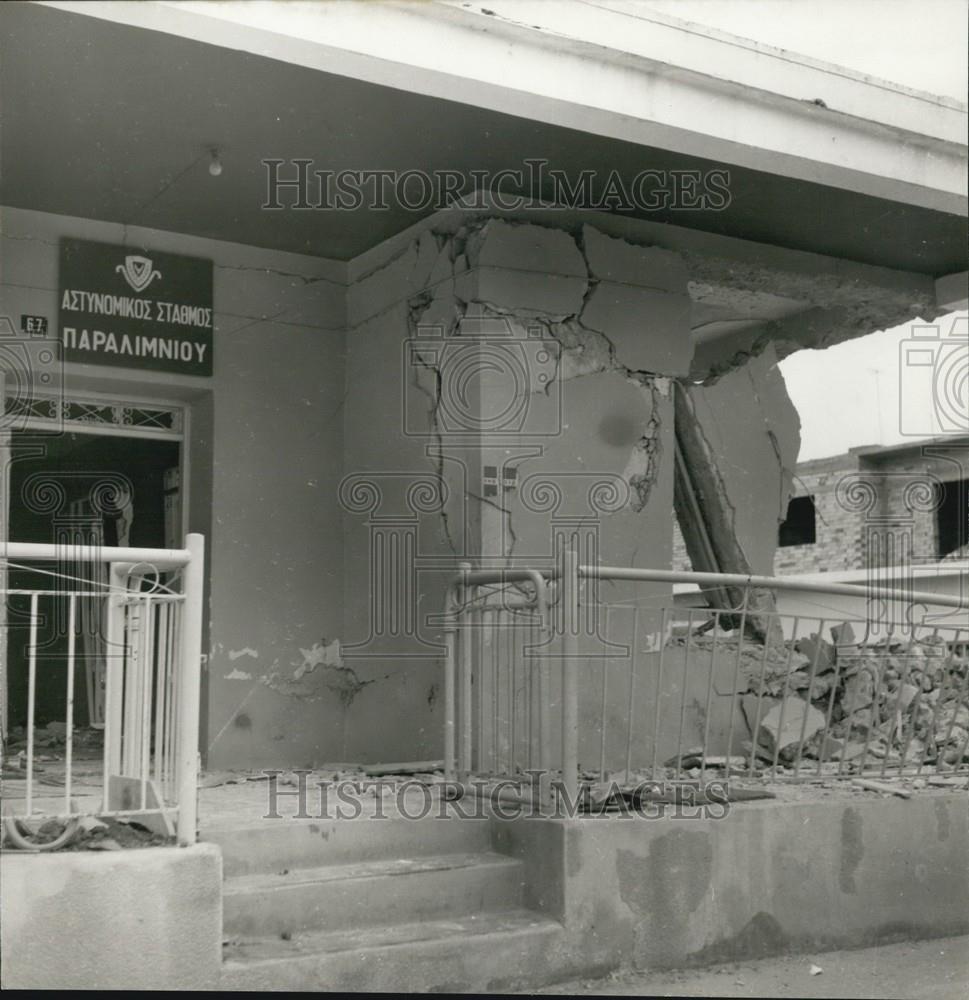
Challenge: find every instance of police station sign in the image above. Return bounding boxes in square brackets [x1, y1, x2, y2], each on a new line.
[59, 238, 213, 376]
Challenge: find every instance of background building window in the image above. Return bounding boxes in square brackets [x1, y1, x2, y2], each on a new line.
[779, 495, 817, 547]
[935, 479, 969, 557]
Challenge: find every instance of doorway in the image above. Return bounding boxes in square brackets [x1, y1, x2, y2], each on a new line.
[3, 430, 181, 730]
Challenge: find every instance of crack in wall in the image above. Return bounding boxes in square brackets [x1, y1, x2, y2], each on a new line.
[215, 261, 345, 288]
[368, 220, 769, 583]
[468, 487, 518, 557]
[624, 376, 665, 513]
[365, 218, 817, 589]
[407, 286, 462, 556]
[403, 221, 682, 549]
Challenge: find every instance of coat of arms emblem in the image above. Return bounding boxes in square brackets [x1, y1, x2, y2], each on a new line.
[115, 255, 162, 293]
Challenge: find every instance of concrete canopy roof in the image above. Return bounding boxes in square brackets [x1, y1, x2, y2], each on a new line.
[2, 1, 966, 365]
[2, 1, 965, 276]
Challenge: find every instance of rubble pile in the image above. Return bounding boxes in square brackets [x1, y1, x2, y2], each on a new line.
[3, 722, 103, 753]
[675, 623, 969, 772]
[2, 723, 103, 777]
[809, 629, 969, 769]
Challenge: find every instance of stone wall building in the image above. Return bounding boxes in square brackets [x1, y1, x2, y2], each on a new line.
[673, 436, 969, 576]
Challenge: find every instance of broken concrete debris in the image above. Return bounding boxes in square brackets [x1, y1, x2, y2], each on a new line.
[841, 670, 875, 714]
[796, 633, 836, 673]
[1, 815, 171, 852]
[770, 629, 968, 768]
[756, 699, 827, 757]
[830, 622, 857, 646]
[585, 776, 775, 811]
[851, 777, 912, 799]
[664, 750, 748, 770]
[671, 622, 969, 773]
[4, 721, 102, 751]
[362, 760, 444, 776]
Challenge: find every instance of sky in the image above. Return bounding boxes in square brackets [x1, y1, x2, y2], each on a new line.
[779, 314, 969, 461]
[643, 0, 968, 461]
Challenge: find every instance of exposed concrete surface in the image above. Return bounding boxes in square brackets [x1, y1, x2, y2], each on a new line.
[60, 0, 968, 225]
[200, 781, 968, 992]
[0, 843, 223, 990]
[496, 793, 969, 972]
[221, 909, 578, 993]
[678, 342, 800, 578]
[212, 800, 596, 993]
[535, 934, 969, 998]
[683, 250, 943, 369]
[341, 216, 693, 762]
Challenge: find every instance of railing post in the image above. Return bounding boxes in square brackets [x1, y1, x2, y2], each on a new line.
[444, 591, 459, 781]
[560, 548, 579, 810]
[458, 561, 473, 778]
[176, 533, 204, 847]
[103, 563, 125, 781]
[443, 625, 456, 783]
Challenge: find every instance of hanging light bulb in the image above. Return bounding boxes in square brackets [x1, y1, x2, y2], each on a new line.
[208, 149, 223, 177]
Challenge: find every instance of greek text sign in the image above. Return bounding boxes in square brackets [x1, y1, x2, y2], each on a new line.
[59, 238, 213, 376]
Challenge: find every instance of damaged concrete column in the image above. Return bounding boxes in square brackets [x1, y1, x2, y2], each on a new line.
[408, 218, 694, 587]
[342, 211, 694, 763]
[674, 343, 801, 638]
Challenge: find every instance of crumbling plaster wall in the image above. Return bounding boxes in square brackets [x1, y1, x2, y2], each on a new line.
[455, 220, 690, 584]
[338, 218, 689, 761]
[340, 213, 802, 764]
[0, 207, 348, 772]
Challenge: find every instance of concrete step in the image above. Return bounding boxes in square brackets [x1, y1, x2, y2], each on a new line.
[222, 851, 525, 937]
[221, 908, 569, 992]
[207, 814, 493, 876]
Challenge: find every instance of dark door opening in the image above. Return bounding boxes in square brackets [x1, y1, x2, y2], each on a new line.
[4, 431, 180, 729]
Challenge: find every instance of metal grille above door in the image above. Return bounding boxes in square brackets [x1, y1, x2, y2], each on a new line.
[3, 390, 184, 440]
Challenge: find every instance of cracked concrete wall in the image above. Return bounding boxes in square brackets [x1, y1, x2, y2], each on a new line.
[339, 230, 467, 763]
[0, 206, 817, 772]
[2, 207, 348, 771]
[342, 215, 694, 763]
[472, 223, 690, 595]
[342, 212, 810, 767]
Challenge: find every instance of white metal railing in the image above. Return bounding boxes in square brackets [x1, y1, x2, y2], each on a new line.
[1, 535, 204, 848]
[443, 549, 969, 806]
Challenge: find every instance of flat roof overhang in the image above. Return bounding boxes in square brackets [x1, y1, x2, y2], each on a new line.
[1, 1, 965, 277]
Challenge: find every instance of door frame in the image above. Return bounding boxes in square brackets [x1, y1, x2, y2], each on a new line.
[1, 383, 190, 735]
